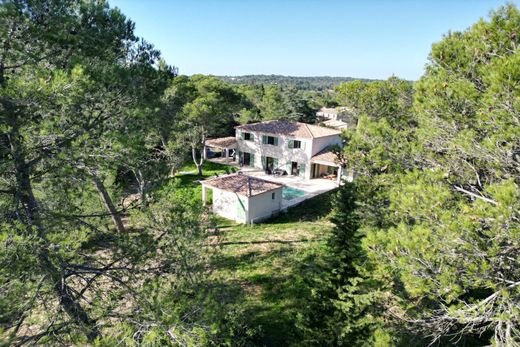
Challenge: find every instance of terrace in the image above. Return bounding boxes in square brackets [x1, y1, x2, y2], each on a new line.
[205, 157, 338, 210]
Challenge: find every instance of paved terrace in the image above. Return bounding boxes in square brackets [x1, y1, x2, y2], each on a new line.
[207, 158, 338, 210]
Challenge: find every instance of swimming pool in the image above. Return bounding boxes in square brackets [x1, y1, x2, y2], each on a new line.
[282, 186, 307, 200]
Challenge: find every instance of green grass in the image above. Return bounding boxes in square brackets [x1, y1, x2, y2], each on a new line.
[171, 161, 336, 345]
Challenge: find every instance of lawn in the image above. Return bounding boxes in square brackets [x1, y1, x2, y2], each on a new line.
[172, 161, 335, 345]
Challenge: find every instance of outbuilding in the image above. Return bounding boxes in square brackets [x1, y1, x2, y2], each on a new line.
[201, 173, 283, 224]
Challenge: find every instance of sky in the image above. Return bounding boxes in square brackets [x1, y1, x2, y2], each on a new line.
[110, 0, 513, 80]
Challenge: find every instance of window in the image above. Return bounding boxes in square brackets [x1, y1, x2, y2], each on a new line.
[262, 135, 278, 146]
[272, 192, 275, 199]
[243, 132, 253, 141]
[288, 140, 304, 149]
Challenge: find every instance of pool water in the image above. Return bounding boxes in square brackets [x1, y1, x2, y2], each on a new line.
[282, 186, 307, 200]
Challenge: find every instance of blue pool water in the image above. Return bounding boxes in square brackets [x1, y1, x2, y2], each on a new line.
[282, 186, 307, 200]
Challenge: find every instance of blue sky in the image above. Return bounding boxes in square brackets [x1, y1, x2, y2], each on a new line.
[110, 0, 512, 80]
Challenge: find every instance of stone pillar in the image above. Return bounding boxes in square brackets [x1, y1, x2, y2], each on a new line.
[202, 185, 207, 206]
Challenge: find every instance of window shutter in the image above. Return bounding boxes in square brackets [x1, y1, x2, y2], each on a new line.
[261, 156, 266, 169]
[274, 137, 279, 146]
[251, 133, 254, 141]
[288, 140, 294, 149]
[301, 141, 306, 150]
[262, 135, 267, 144]
[240, 132, 244, 140]
[299, 163, 306, 178]
[250, 153, 255, 167]
[273, 158, 278, 168]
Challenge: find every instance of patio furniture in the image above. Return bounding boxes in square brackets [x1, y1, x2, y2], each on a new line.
[272, 168, 286, 176]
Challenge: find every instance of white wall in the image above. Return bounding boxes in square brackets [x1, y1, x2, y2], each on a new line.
[212, 188, 238, 221]
[310, 134, 342, 157]
[211, 186, 281, 224]
[237, 131, 311, 175]
[247, 187, 283, 223]
[237, 130, 342, 180]
[316, 111, 338, 120]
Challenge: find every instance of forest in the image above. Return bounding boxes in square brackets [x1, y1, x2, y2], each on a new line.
[217, 75, 374, 91]
[0, 1, 518, 346]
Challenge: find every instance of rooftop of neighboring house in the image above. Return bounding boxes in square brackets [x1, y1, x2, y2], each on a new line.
[201, 173, 283, 197]
[322, 119, 349, 130]
[235, 120, 341, 139]
[317, 106, 351, 114]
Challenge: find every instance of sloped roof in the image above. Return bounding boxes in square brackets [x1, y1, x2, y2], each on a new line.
[317, 106, 351, 114]
[205, 137, 237, 148]
[311, 147, 340, 166]
[317, 107, 338, 114]
[323, 119, 349, 129]
[236, 120, 341, 139]
[201, 174, 282, 197]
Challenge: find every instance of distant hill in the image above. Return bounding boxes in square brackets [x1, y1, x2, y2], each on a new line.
[217, 74, 375, 91]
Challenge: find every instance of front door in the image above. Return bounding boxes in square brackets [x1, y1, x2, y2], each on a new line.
[243, 152, 251, 166]
[266, 157, 275, 170]
[291, 162, 299, 175]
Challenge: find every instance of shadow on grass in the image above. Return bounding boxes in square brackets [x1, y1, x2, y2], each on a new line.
[212, 247, 294, 271]
[242, 252, 328, 346]
[211, 238, 330, 345]
[220, 238, 320, 246]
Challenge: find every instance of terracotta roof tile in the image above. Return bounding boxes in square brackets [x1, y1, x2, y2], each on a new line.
[205, 137, 237, 148]
[236, 120, 340, 139]
[201, 174, 282, 197]
[311, 147, 340, 165]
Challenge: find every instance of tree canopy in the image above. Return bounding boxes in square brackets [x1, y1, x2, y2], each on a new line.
[299, 4, 520, 346]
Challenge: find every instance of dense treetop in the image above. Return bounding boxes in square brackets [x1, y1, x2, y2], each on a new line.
[218, 74, 376, 91]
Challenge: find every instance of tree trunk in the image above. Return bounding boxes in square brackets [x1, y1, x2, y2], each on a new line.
[8, 118, 101, 342]
[133, 169, 148, 207]
[90, 173, 126, 233]
[192, 146, 203, 176]
[169, 165, 177, 177]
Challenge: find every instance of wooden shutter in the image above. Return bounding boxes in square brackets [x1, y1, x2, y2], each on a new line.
[273, 158, 278, 168]
[288, 140, 294, 149]
[261, 156, 266, 169]
[274, 137, 279, 146]
[299, 163, 306, 178]
[239, 132, 244, 140]
[262, 135, 267, 144]
[250, 153, 255, 167]
[301, 141, 306, 150]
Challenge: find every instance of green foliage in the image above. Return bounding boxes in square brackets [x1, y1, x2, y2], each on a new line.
[218, 75, 374, 91]
[336, 76, 414, 128]
[237, 84, 317, 123]
[300, 5, 520, 346]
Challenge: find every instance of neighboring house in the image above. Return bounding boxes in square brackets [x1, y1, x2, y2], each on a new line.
[316, 107, 340, 120]
[235, 120, 344, 182]
[316, 106, 351, 121]
[201, 173, 283, 224]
